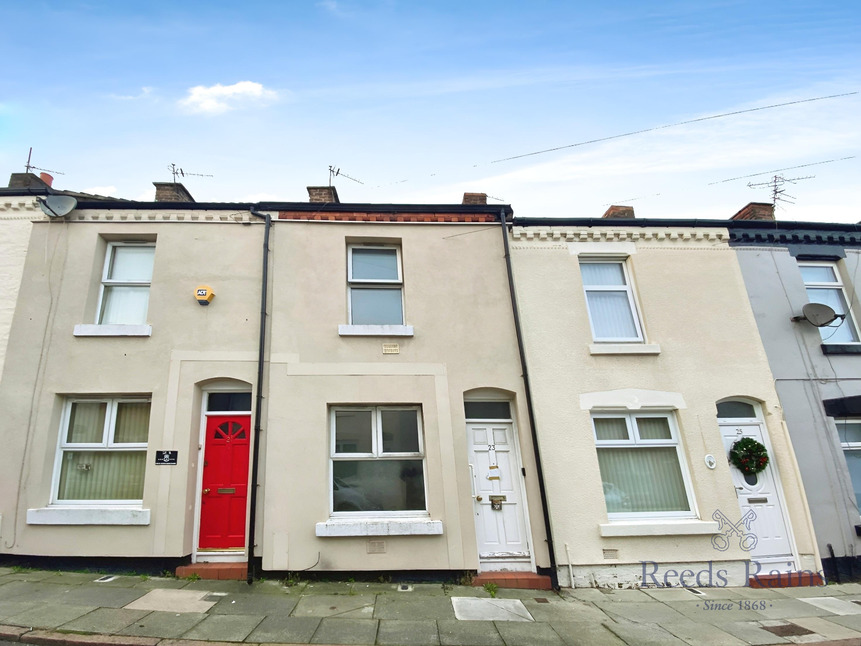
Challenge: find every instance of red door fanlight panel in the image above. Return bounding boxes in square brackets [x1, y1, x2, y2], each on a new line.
[199, 415, 250, 550]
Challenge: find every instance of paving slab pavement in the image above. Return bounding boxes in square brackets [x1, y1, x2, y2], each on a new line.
[5, 567, 861, 645]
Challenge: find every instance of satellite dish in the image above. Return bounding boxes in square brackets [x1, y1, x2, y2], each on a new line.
[795, 302, 843, 327]
[39, 195, 77, 218]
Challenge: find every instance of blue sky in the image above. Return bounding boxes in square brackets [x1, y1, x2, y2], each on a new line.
[1, 1, 858, 221]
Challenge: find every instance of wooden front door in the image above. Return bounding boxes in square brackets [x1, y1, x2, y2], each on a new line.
[468, 421, 531, 571]
[199, 415, 250, 550]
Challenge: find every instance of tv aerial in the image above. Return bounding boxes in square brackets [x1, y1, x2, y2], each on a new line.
[747, 174, 814, 208]
[168, 163, 213, 182]
[328, 165, 364, 186]
[24, 147, 64, 176]
[791, 302, 845, 327]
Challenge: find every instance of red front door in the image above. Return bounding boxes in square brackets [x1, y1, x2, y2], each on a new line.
[199, 415, 250, 549]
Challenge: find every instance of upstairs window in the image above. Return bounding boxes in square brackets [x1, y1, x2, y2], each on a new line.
[54, 398, 150, 503]
[347, 246, 404, 325]
[98, 243, 155, 325]
[580, 260, 643, 342]
[798, 261, 859, 344]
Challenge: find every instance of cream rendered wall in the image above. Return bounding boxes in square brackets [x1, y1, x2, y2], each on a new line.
[0, 211, 263, 557]
[0, 198, 44, 378]
[510, 225, 819, 587]
[260, 220, 547, 572]
[0, 211, 549, 574]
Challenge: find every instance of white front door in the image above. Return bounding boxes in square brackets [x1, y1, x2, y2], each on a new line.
[468, 421, 531, 572]
[720, 422, 795, 567]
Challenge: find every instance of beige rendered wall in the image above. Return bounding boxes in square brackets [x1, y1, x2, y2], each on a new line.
[260, 220, 546, 572]
[510, 225, 819, 587]
[0, 211, 549, 574]
[0, 198, 44, 378]
[0, 211, 263, 557]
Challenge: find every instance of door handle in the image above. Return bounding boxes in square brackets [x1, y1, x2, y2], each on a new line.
[202, 488, 210, 495]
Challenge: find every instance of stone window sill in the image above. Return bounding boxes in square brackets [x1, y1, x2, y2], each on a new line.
[590, 343, 661, 355]
[27, 507, 151, 525]
[74, 324, 152, 337]
[599, 520, 718, 537]
[316, 518, 442, 537]
[338, 325, 414, 337]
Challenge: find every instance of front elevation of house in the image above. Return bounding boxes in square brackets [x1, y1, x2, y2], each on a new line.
[0, 187, 552, 582]
[509, 212, 820, 587]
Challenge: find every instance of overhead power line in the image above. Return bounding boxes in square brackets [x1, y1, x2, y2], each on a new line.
[489, 91, 858, 164]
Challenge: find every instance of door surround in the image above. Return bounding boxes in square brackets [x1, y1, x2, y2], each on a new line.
[192, 382, 253, 564]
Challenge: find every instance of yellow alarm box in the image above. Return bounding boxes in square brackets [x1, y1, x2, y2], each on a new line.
[195, 285, 214, 306]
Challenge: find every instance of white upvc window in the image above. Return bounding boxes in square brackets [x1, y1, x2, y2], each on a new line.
[330, 406, 427, 516]
[52, 398, 150, 504]
[97, 243, 155, 325]
[347, 245, 404, 325]
[580, 259, 643, 342]
[798, 261, 859, 344]
[837, 419, 861, 511]
[592, 412, 694, 519]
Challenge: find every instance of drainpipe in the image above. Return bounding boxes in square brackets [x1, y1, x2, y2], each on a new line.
[247, 207, 271, 584]
[498, 209, 560, 590]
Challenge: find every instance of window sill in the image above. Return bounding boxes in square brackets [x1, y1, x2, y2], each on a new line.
[338, 325, 414, 337]
[74, 324, 152, 337]
[599, 520, 718, 537]
[590, 343, 661, 355]
[316, 518, 443, 537]
[821, 343, 861, 355]
[27, 507, 151, 526]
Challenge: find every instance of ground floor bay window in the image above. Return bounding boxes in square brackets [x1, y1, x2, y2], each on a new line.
[592, 412, 693, 518]
[54, 398, 150, 503]
[330, 406, 426, 514]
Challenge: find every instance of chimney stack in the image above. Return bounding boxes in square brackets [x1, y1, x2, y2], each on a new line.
[462, 192, 488, 205]
[602, 205, 635, 219]
[307, 186, 340, 203]
[8, 172, 52, 189]
[731, 202, 774, 221]
[153, 182, 195, 202]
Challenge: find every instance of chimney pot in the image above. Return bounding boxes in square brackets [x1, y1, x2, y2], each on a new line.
[39, 173, 54, 187]
[153, 182, 195, 202]
[462, 192, 487, 205]
[307, 186, 340, 203]
[602, 205, 635, 219]
[731, 202, 774, 221]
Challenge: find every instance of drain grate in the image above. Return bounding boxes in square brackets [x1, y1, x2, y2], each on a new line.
[534, 598, 549, 604]
[760, 623, 815, 638]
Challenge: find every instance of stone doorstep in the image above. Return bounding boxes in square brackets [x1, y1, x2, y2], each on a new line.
[748, 572, 826, 588]
[472, 572, 553, 590]
[174, 563, 247, 581]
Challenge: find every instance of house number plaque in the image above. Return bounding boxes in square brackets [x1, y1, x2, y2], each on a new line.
[155, 451, 178, 465]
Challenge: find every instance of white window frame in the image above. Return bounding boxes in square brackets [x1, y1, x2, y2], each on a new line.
[592, 411, 696, 520]
[346, 245, 405, 326]
[580, 258, 644, 343]
[837, 418, 861, 513]
[798, 260, 860, 344]
[329, 405, 428, 518]
[96, 242, 155, 325]
[51, 397, 150, 506]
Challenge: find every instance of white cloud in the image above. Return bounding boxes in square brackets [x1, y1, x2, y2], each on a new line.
[179, 81, 278, 114]
[111, 87, 153, 101]
[82, 185, 117, 196]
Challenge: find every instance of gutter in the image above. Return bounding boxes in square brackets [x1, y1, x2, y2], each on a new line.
[246, 207, 271, 583]
[498, 209, 560, 590]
